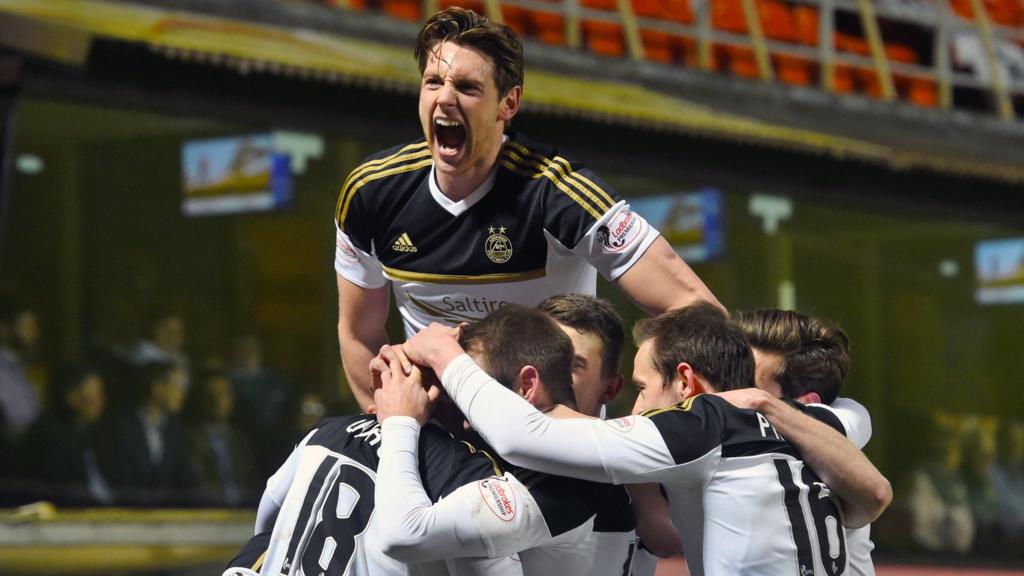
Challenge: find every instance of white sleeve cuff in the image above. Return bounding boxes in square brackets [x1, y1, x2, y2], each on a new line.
[335, 222, 386, 289]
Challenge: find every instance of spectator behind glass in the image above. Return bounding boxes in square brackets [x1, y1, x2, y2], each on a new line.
[905, 414, 975, 554]
[184, 370, 253, 507]
[0, 298, 40, 444]
[18, 364, 112, 506]
[229, 335, 287, 431]
[991, 419, 1024, 551]
[132, 309, 189, 373]
[98, 361, 199, 506]
[961, 419, 1000, 554]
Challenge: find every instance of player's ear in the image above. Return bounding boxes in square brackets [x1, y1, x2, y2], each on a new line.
[796, 391, 822, 405]
[600, 374, 625, 405]
[677, 362, 705, 399]
[498, 85, 521, 123]
[518, 364, 540, 403]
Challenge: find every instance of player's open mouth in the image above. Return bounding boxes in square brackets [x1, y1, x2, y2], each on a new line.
[434, 117, 466, 157]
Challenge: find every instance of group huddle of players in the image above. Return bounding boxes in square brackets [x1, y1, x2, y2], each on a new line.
[222, 6, 892, 575]
[223, 297, 890, 576]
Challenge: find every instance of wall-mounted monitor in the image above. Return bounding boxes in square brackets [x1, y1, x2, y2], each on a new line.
[181, 133, 293, 216]
[975, 237, 1024, 305]
[629, 188, 725, 263]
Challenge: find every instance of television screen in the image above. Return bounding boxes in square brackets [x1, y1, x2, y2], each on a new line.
[975, 237, 1024, 304]
[629, 188, 725, 262]
[181, 134, 293, 216]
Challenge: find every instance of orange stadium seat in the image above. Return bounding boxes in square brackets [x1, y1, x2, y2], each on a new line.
[502, 5, 532, 35]
[530, 0, 567, 46]
[581, 0, 626, 57]
[793, 5, 818, 45]
[382, 0, 421, 21]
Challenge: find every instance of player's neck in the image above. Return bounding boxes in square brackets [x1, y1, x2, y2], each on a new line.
[435, 142, 502, 202]
[545, 404, 588, 420]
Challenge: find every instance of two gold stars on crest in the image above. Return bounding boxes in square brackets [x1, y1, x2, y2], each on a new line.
[488, 226, 508, 234]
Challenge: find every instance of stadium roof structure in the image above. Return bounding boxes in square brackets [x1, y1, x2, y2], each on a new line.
[1, 0, 1023, 183]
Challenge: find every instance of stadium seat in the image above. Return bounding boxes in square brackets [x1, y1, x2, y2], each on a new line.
[530, 2, 567, 46]
[382, 0, 422, 21]
[581, 0, 626, 57]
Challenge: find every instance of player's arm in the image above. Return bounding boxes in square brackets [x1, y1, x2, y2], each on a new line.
[626, 483, 682, 558]
[395, 325, 676, 484]
[373, 362, 554, 560]
[376, 416, 555, 560]
[719, 388, 892, 528]
[614, 235, 724, 313]
[337, 274, 388, 410]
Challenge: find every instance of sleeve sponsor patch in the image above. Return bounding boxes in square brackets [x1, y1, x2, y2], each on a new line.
[604, 415, 636, 433]
[597, 209, 646, 254]
[336, 228, 359, 264]
[478, 477, 517, 521]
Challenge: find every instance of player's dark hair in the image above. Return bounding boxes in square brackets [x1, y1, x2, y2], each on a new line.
[731, 309, 849, 404]
[459, 305, 576, 409]
[633, 302, 754, 393]
[539, 294, 624, 378]
[415, 7, 525, 96]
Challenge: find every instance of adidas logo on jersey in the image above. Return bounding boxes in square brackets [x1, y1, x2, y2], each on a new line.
[392, 232, 418, 253]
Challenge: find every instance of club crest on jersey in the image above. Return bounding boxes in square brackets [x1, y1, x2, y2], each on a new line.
[485, 226, 513, 264]
[336, 234, 359, 264]
[597, 210, 643, 254]
[605, 416, 636, 432]
[478, 477, 517, 521]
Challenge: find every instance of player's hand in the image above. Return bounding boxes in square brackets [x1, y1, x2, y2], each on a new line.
[401, 322, 464, 372]
[374, 356, 441, 426]
[716, 387, 774, 411]
[371, 345, 412, 389]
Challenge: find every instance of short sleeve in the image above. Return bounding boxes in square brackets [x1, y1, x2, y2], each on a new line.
[334, 222, 386, 289]
[808, 398, 873, 449]
[541, 166, 659, 281]
[642, 398, 725, 466]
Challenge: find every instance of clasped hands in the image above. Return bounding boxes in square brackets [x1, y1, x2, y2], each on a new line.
[368, 323, 463, 426]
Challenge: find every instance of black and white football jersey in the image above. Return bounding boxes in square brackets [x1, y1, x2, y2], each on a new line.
[333, 132, 659, 336]
[439, 355, 858, 576]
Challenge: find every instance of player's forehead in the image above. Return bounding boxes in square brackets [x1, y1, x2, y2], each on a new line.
[557, 322, 604, 361]
[423, 41, 495, 82]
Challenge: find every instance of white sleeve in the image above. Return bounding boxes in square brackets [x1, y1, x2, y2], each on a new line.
[334, 222, 386, 289]
[441, 355, 675, 484]
[254, 429, 317, 533]
[376, 417, 553, 560]
[573, 200, 660, 281]
[812, 397, 873, 449]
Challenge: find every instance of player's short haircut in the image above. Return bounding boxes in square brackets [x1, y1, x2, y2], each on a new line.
[415, 7, 525, 96]
[633, 302, 754, 392]
[731, 309, 849, 404]
[539, 294, 624, 378]
[459, 304, 576, 408]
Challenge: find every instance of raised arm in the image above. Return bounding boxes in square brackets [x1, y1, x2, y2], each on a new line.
[720, 388, 893, 528]
[373, 362, 555, 560]
[614, 236, 724, 314]
[395, 325, 675, 484]
[337, 274, 389, 410]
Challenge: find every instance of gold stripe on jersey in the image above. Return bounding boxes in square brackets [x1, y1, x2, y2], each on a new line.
[462, 441, 504, 477]
[251, 550, 267, 571]
[335, 143, 432, 226]
[505, 140, 616, 212]
[505, 145, 613, 213]
[641, 395, 699, 418]
[334, 141, 428, 220]
[499, 155, 603, 221]
[500, 148, 609, 217]
[383, 266, 547, 285]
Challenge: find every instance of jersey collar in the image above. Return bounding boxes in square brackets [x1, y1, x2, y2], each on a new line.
[427, 135, 507, 217]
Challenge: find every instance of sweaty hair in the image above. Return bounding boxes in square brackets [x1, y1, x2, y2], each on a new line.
[415, 7, 525, 96]
[459, 304, 576, 408]
[731, 309, 849, 404]
[633, 302, 755, 392]
[538, 294, 624, 378]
